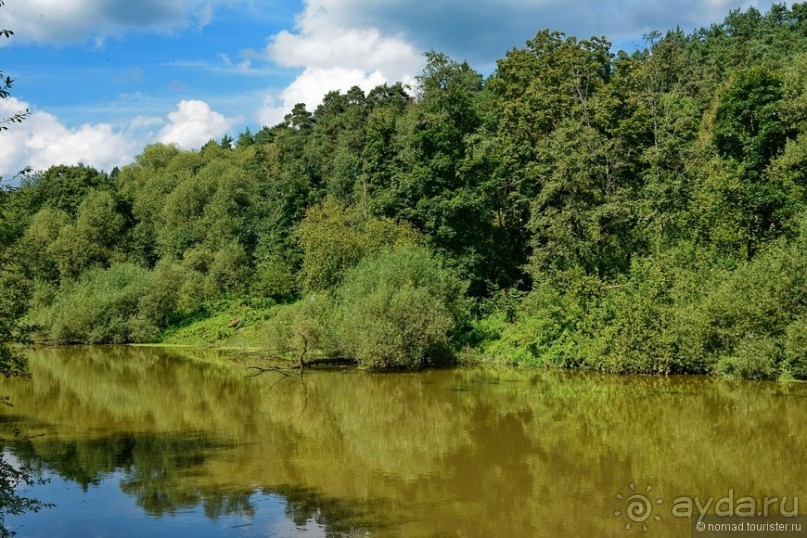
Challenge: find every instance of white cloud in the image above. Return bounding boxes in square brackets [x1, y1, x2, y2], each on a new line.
[258, 67, 389, 127]
[258, 0, 423, 126]
[197, 3, 214, 29]
[0, 97, 235, 179]
[158, 99, 234, 149]
[0, 97, 138, 179]
[129, 115, 164, 130]
[0, 0, 213, 44]
[268, 24, 421, 83]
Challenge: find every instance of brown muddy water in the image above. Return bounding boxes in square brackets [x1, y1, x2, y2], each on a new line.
[1, 346, 805, 537]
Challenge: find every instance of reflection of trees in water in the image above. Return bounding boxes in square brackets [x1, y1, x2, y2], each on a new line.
[3, 347, 807, 536]
[7, 433, 229, 507]
[5, 433, 389, 536]
[272, 485, 392, 537]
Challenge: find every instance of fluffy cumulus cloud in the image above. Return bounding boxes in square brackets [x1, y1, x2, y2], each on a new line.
[0, 0, 212, 44]
[0, 98, 234, 179]
[267, 11, 421, 82]
[259, 67, 388, 126]
[0, 97, 137, 179]
[158, 99, 234, 149]
[259, 0, 424, 125]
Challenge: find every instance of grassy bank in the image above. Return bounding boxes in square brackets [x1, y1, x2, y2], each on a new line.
[159, 302, 280, 350]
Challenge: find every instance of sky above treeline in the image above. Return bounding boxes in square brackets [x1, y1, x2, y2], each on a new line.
[0, 0, 788, 179]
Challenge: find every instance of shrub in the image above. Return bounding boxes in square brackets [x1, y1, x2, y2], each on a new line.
[39, 263, 151, 344]
[258, 295, 339, 360]
[334, 245, 467, 369]
[295, 200, 364, 292]
[579, 260, 680, 375]
[251, 254, 296, 301]
[137, 260, 195, 327]
[715, 335, 781, 380]
[783, 318, 807, 379]
[692, 223, 807, 379]
[294, 200, 421, 293]
[205, 242, 249, 296]
[31, 261, 204, 344]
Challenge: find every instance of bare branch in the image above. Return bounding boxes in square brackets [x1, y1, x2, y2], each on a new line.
[246, 365, 293, 377]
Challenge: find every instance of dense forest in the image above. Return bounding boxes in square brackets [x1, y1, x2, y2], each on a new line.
[2, 4, 807, 379]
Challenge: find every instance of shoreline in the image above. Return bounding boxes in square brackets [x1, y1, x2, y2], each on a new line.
[28, 340, 807, 384]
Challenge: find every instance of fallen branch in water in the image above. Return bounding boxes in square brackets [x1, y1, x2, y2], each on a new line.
[246, 365, 293, 377]
[289, 357, 357, 368]
[247, 333, 357, 375]
[247, 357, 357, 377]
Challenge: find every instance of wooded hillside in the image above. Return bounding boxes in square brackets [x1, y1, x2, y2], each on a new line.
[2, 4, 807, 378]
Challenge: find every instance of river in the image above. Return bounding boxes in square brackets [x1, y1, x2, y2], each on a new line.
[1, 346, 805, 537]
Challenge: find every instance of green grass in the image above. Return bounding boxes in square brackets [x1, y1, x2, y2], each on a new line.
[159, 301, 280, 349]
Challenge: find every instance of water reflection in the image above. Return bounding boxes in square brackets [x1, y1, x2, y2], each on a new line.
[1, 346, 806, 537]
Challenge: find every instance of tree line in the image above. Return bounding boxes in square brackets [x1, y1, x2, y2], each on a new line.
[2, 4, 807, 378]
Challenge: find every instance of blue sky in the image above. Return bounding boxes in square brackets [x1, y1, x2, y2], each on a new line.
[0, 0, 786, 179]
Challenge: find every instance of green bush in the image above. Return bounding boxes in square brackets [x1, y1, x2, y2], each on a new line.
[258, 295, 339, 360]
[205, 242, 249, 296]
[295, 200, 364, 292]
[251, 254, 296, 301]
[137, 260, 196, 327]
[578, 260, 682, 375]
[32, 261, 205, 344]
[37, 263, 151, 344]
[715, 335, 781, 380]
[294, 200, 420, 293]
[334, 245, 467, 369]
[784, 318, 807, 378]
[691, 224, 807, 379]
[474, 284, 586, 368]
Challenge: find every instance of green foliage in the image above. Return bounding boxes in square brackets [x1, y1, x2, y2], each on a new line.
[3, 4, 807, 379]
[295, 200, 365, 292]
[0, 319, 27, 381]
[473, 270, 600, 368]
[715, 335, 780, 380]
[714, 67, 790, 167]
[341, 284, 453, 369]
[32, 264, 152, 344]
[49, 189, 126, 280]
[261, 296, 340, 360]
[690, 218, 807, 379]
[19, 207, 70, 283]
[295, 199, 419, 293]
[251, 254, 296, 301]
[335, 246, 467, 369]
[216, 245, 467, 369]
[19, 164, 112, 217]
[577, 259, 683, 375]
[30, 260, 205, 345]
[136, 260, 199, 329]
[783, 317, 807, 378]
[527, 119, 636, 278]
[205, 242, 249, 296]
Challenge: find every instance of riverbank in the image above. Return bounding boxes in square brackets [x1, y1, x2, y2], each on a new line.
[127, 299, 801, 382]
